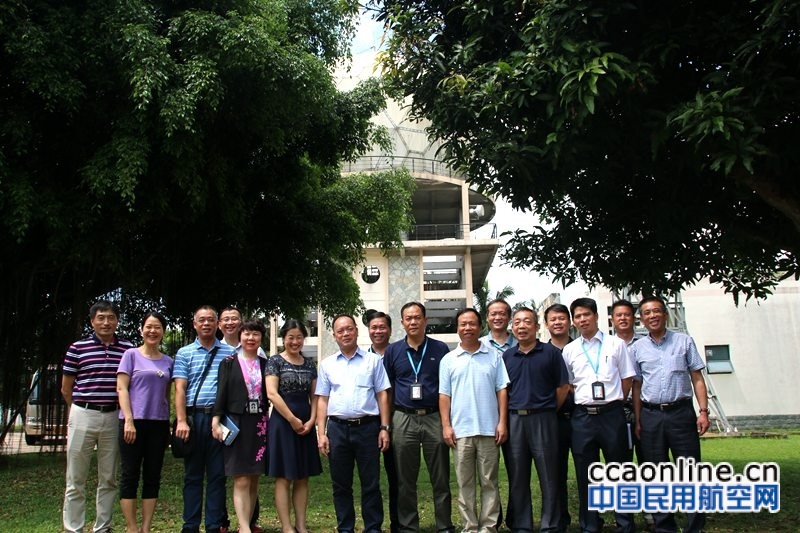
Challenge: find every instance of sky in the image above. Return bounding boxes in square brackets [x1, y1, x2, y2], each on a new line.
[336, 14, 589, 308]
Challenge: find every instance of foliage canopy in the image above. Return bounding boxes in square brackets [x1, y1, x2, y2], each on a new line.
[377, 0, 800, 301]
[0, 0, 412, 412]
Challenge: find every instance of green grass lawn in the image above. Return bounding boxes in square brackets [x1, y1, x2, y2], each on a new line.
[1, 434, 796, 532]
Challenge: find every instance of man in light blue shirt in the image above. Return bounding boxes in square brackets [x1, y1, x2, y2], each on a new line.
[173, 305, 236, 533]
[631, 296, 709, 533]
[316, 314, 392, 533]
[440, 308, 509, 532]
[480, 298, 518, 359]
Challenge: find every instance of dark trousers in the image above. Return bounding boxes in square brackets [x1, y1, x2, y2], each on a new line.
[392, 410, 453, 533]
[119, 419, 170, 499]
[639, 402, 705, 533]
[504, 411, 560, 532]
[571, 405, 634, 533]
[556, 413, 573, 532]
[383, 445, 399, 533]
[327, 419, 384, 533]
[182, 411, 228, 532]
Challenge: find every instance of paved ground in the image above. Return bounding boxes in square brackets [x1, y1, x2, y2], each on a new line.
[0, 430, 65, 454]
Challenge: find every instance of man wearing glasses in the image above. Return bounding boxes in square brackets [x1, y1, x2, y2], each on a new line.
[631, 296, 710, 533]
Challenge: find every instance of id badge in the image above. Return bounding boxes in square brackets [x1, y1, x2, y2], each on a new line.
[591, 381, 605, 401]
[248, 400, 260, 414]
[410, 383, 423, 400]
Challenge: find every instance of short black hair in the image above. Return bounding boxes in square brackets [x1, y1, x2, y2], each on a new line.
[141, 311, 167, 330]
[486, 299, 512, 316]
[610, 299, 635, 314]
[544, 303, 570, 321]
[400, 302, 426, 317]
[279, 319, 308, 338]
[239, 319, 267, 338]
[90, 300, 119, 320]
[366, 310, 392, 329]
[570, 297, 597, 315]
[455, 307, 482, 327]
[638, 295, 668, 314]
[512, 307, 538, 323]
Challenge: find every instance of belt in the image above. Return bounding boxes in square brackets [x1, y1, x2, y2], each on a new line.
[328, 415, 380, 427]
[187, 405, 214, 415]
[395, 406, 437, 416]
[642, 398, 692, 411]
[510, 408, 554, 416]
[73, 401, 118, 413]
[575, 400, 622, 415]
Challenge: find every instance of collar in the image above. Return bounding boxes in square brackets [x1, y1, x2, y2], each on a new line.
[456, 341, 489, 357]
[335, 346, 365, 360]
[581, 330, 604, 345]
[514, 340, 542, 356]
[647, 329, 670, 346]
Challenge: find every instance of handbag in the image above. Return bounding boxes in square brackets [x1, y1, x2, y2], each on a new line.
[171, 346, 218, 458]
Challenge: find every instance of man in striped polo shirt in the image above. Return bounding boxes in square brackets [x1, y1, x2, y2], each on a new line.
[174, 305, 235, 533]
[61, 300, 134, 533]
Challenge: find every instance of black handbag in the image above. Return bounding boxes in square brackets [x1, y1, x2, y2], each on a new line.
[171, 347, 218, 458]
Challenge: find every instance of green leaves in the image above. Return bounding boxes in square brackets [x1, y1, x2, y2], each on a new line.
[379, 0, 800, 300]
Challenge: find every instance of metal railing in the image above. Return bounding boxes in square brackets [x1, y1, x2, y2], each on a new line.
[405, 223, 497, 241]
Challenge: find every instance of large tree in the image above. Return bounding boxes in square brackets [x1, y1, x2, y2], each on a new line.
[0, 0, 412, 416]
[377, 0, 800, 301]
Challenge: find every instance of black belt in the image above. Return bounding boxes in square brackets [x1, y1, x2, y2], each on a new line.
[395, 406, 437, 416]
[187, 405, 214, 415]
[642, 398, 692, 412]
[510, 408, 554, 416]
[575, 400, 623, 415]
[329, 415, 380, 426]
[73, 401, 118, 412]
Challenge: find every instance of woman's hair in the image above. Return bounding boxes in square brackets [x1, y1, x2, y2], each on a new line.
[279, 319, 308, 339]
[239, 319, 267, 338]
[141, 311, 167, 330]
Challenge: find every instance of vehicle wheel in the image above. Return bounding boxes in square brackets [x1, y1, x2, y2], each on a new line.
[24, 434, 40, 446]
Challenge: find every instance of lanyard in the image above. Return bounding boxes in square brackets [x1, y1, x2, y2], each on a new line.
[406, 339, 428, 383]
[237, 355, 262, 400]
[581, 338, 603, 376]
[489, 339, 505, 353]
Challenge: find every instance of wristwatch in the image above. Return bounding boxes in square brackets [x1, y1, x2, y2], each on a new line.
[698, 408, 710, 414]
[379, 424, 392, 433]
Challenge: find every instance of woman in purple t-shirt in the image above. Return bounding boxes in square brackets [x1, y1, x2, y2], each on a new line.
[116, 311, 174, 533]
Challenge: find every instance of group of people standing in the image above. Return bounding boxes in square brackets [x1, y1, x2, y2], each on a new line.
[60, 302, 320, 533]
[60, 295, 709, 533]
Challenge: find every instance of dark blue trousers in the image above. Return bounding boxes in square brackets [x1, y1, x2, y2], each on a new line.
[571, 404, 634, 533]
[327, 418, 384, 533]
[639, 402, 705, 533]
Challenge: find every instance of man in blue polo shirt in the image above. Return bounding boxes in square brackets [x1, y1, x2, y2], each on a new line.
[383, 302, 454, 533]
[61, 300, 135, 533]
[174, 305, 235, 533]
[502, 307, 570, 533]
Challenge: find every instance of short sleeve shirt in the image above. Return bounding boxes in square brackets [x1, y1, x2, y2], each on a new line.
[630, 330, 705, 404]
[63, 333, 135, 404]
[117, 348, 173, 420]
[173, 339, 235, 407]
[315, 348, 391, 418]
[561, 331, 636, 405]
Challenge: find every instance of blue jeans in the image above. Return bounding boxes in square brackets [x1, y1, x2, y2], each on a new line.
[182, 411, 227, 531]
[327, 418, 383, 533]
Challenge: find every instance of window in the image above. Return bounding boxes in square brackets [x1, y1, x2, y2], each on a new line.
[704, 345, 734, 374]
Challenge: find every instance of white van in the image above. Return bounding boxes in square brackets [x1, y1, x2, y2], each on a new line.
[24, 366, 68, 445]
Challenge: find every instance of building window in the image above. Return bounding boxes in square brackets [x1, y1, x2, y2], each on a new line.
[361, 265, 380, 284]
[704, 345, 734, 374]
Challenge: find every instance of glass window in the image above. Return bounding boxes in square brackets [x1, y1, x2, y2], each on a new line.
[704, 344, 734, 374]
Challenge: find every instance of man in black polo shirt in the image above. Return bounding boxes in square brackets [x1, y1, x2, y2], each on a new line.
[502, 307, 570, 532]
[61, 300, 134, 533]
[383, 302, 454, 533]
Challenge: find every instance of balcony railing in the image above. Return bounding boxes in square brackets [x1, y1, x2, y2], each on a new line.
[405, 223, 497, 241]
[342, 155, 463, 180]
